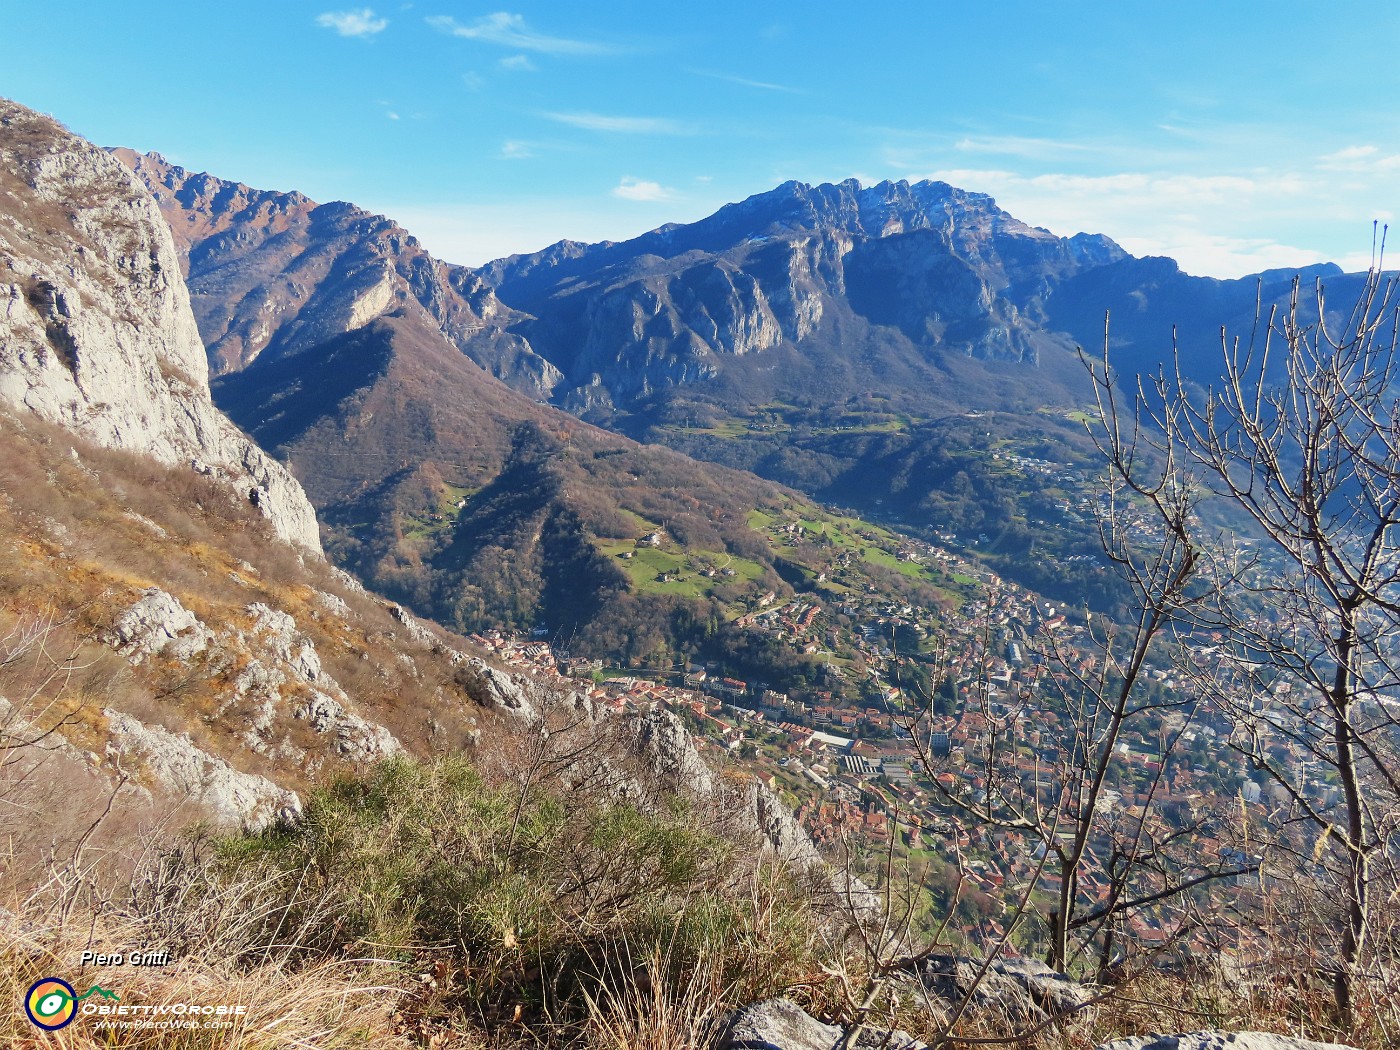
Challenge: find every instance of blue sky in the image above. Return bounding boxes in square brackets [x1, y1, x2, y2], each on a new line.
[3, 2, 1398, 277]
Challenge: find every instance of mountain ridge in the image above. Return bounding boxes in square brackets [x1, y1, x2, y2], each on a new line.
[112, 148, 565, 397]
[115, 142, 1381, 630]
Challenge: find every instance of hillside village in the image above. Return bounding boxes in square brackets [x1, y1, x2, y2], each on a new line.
[473, 488, 1336, 963]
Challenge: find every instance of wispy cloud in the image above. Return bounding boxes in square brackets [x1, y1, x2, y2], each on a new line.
[913, 166, 1327, 277]
[542, 111, 691, 134]
[499, 54, 536, 71]
[1319, 144, 1400, 173]
[427, 13, 613, 55]
[316, 8, 388, 37]
[689, 68, 802, 94]
[500, 140, 535, 160]
[952, 135, 1099, 160]
[612, 177, 676, 202]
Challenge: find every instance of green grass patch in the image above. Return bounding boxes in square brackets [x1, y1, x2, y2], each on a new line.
[596, 539, 767, 599]
[401, 482, 477, 541]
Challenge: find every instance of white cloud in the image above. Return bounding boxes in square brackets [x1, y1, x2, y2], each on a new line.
[427, 13, 612, 55]
[688, 69, 802, 94]
[912, 167, 1331, 277]
[364, 201, 673, 266]
[461, 71, 485, 91]
[499, 54, 536, 71]
[315, 8, 388, 37]
[952, 135, 1098, 160]
[1117, 233, 1333, 280]
[612, 177, 676, 202]
[1319, 144, 1400, 173]
[500, 140, 534, 160]
[542, 111, 690, 134]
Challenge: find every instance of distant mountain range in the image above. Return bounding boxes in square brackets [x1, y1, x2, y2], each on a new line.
[107, 145, 1370, 649]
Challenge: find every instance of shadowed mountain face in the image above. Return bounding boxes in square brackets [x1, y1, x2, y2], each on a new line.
[114, 152, 797, 646]
[211, 307, 792, 644]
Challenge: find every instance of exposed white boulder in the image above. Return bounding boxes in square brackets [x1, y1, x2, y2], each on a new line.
[717, 998, 926, 1050]
[295, 690, 402, 762]
[455, 656, 538, 720]
[104, 587, 213, 663]
[104, 709, 299, 827]
[912, 954, 1096, 1024]
[633, 706, 714, 796]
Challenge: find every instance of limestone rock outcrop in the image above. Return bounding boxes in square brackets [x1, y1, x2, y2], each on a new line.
[99, 588, 402, 773]
[454, 656, 539, 721]
[716, 998, 926, 1050]
[104, 587, 213, 662]
[910, 954, 1096, 1024]
[104, 710, 300, 828]
[0, 100, 320, 550]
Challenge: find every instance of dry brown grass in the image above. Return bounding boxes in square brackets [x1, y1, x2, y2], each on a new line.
[0, 909, 414, 1049]
[0, 410, 498, 888]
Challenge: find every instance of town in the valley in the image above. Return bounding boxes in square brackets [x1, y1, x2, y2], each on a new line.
[467, 465, 1338, 961]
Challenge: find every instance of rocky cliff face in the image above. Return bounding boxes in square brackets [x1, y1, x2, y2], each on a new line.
[485, 178, 1128, 414]
[0, 101, 320, 550]
[115, 149, 563, 398]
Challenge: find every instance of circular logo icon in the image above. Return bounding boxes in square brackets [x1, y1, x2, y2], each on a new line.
[25, 977, 77, 1030]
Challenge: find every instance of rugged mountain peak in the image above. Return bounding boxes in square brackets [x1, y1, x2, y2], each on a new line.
[623, 176, 1123, 263]
[472, 176, 1129, 414]
[116, 149, 563, 398]
[0, 99, 321, 550]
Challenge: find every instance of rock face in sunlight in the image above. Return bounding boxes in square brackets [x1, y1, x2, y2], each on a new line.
[0, 101, 320, 550]
[114, 148, 564, 397]
[482, 178, 1125, 414]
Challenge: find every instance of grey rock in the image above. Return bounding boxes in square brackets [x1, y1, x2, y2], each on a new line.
[292, 641, 322, 683]
[717, 998, 926, 1050]
[246, 602, 321, 680]
[1096, 1034, 1361, 1050]
[295, 690, 402, 762]
[390, 603, 437, 648]
[247, 602, 297, 649]
[746, 777, 825, 870]
[455, 657, 537, 720]
[628, 707, 833, 878]
[104, 709, 300, 827]
[912, 954, 1095, 1024]
[104, 588, 212, 663]
[330, 567, 369, 596]
[313, 589, 350, 618]
[233, 657, 285, 703]
[634, 707, 715, 796]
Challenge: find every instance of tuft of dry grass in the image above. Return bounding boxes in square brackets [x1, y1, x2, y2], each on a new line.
[580, 942, 734, 1050]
